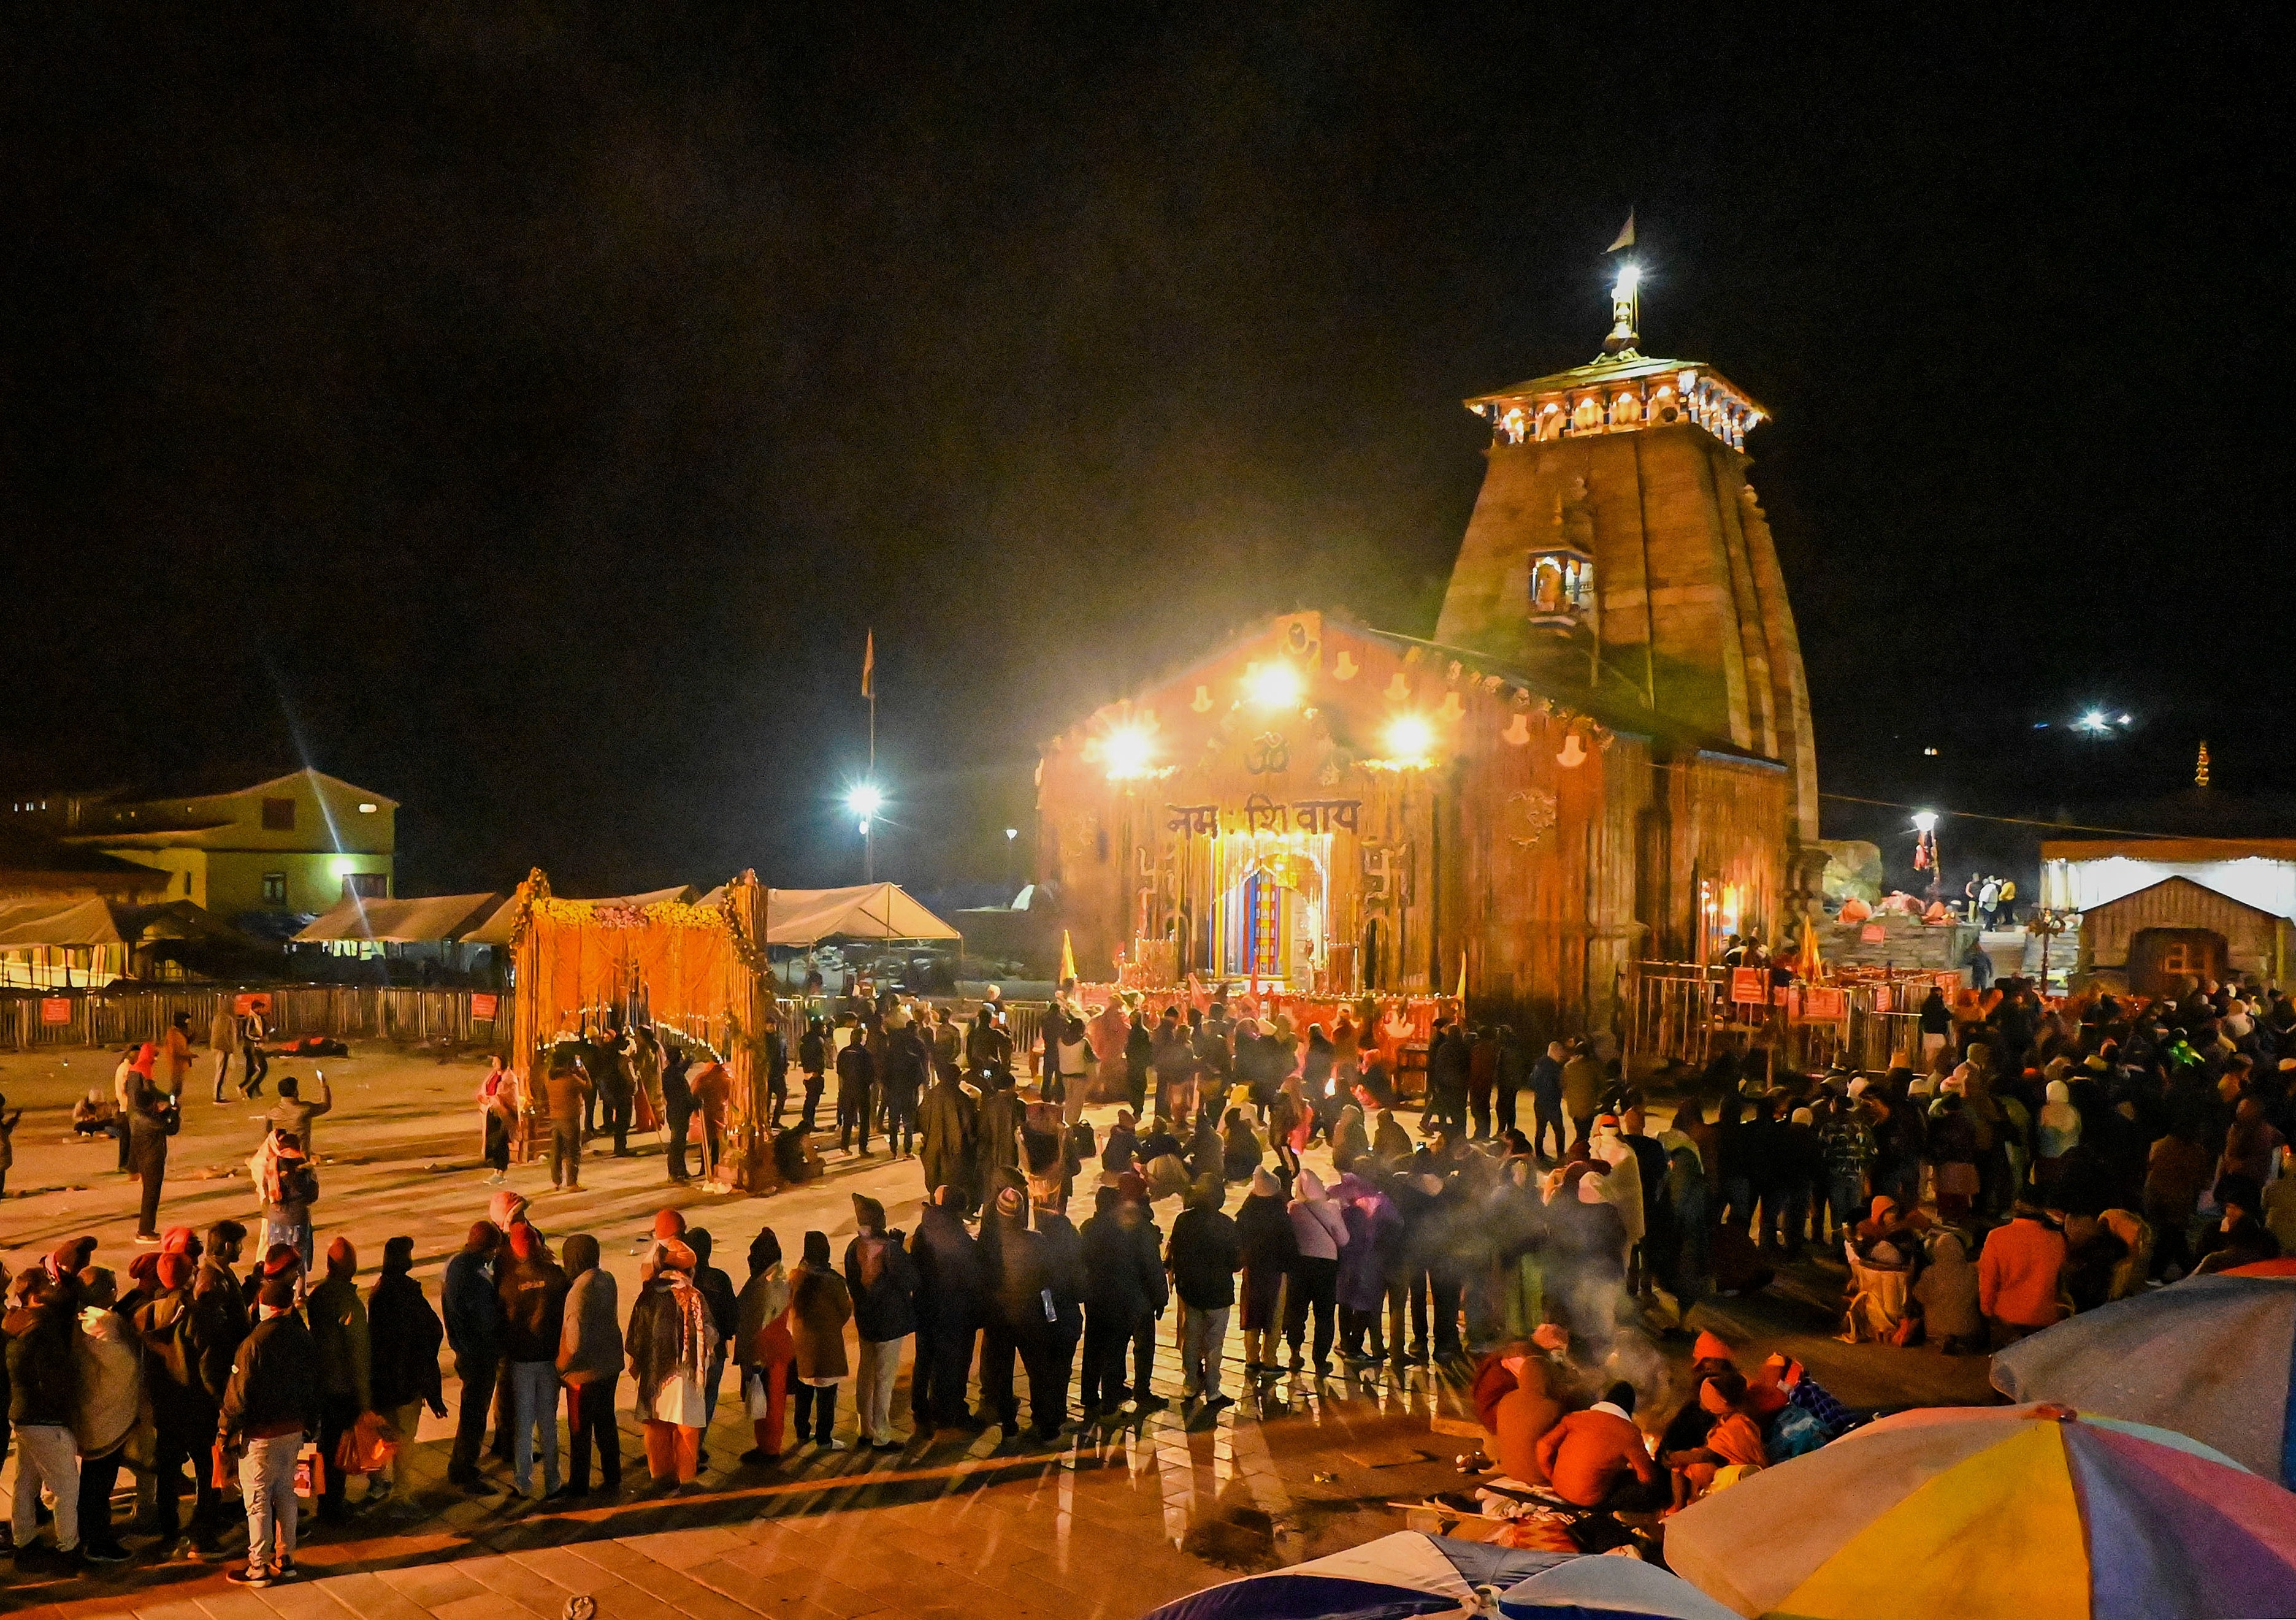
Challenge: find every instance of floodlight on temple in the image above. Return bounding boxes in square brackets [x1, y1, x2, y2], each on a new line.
[1101, 724, 1157, 781]
[1377, 713, 1436, 769]
[1244, 659, 1303, 711]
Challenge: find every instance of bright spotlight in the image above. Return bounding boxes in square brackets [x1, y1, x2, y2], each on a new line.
[1910, 809, 1939, 834]
[1244, 660, 1303, 709]
[1613, 262, 1641, 299]
[846, 784, 884, 821]
[2076, 710, 2111, 735]
[1103, 725, 1155, 780]
[1384, 713, 1435, 765]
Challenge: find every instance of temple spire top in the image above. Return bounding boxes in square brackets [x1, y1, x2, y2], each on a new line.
[1602, 259, 1642, 358]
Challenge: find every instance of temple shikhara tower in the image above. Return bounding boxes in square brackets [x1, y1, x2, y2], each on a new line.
[1438, 262, 1819, 843]
[1035, 251, 1819, 1038]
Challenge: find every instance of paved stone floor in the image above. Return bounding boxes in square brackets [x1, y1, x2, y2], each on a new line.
[0, 1042, 1991, 1619]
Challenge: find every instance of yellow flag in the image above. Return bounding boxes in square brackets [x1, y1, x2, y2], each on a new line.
[1060, 929, 1077, 984]
[1455, 948, 1468, 1000]
[1607, 210, 1636, 253]
[861, 629, 874, 699]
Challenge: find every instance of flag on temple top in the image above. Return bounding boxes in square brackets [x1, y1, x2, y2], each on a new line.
[1607, 210, 1636, 253]
[1456, 949, 1468, 1000]
[1059, 929, 1077, 984]
[861, 629, 874, 698]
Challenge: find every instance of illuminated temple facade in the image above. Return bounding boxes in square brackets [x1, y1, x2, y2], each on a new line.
[1036, 275, 1819, 1034]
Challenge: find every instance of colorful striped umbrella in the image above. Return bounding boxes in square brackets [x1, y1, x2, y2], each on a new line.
[1663, 1404, 2296, 1619]
[1143, 1534, 1732, 1620]
[1991, 1271, 2296, 1484]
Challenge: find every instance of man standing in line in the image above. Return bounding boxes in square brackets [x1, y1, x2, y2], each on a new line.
[442, 1223, 506, 1491]
[844, 1194, 917, 1451]
[219, 1274, 319, 1586]
[1166, 1179, 1242, 1409]
[305, 1238, 370, 1525]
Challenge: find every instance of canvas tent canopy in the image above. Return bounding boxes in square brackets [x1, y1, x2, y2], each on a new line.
[756, 884, 961, 946]
[293, 892, 505, 946]
[0, 895, 128, 948]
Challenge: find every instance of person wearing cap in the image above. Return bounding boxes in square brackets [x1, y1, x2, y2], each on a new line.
[442, 1223, 506, 1490]
[1283, 1169, 1350, 1377]
[908, 1188, 985, 1433]
[919, 1060, 979, 1213]
[305, 1237, 371, 1522]
[496, 1225, 567, 1498]
[687, 1230, 740, 1460]
[68, 1268, 138, 1562]
[1078, 1183, 1165, 1415]
[124, 1046, 175, 1244]
[629, 1238, 722, 1483]
[1234, 1167, 1296, 1378]
[556, 1234, 621, 1494]
[139, 1247, 224, 1557]
[787, 1232, 852, 1451]
[844, 1196, 917, 1450]
[365, 1237, 445, 1503]
[1537, 1380, 1664, 1511]
[8, 1269, 83, 1568]
[881, 1011, 930, 1160]
[220, 1274, 320, 1586]
[253, 1129, 319, 1283]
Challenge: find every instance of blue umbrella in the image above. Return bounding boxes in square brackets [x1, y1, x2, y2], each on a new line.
[1142, 1532, 1564, 1620]
[1499, 1553, 1742, 1619]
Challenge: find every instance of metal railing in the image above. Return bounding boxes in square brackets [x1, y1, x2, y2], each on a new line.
[1623, 963, 1940, 1077]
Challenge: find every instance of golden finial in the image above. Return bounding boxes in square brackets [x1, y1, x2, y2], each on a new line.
[2196, 739, 2211, 788]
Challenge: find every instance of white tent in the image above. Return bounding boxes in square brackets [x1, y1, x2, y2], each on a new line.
[293, 892, 505, 945]
[760, 884, 961, 946]
[0, 895, 128, 948]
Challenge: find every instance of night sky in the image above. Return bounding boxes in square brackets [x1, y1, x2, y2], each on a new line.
[4, 7, 2287, 899]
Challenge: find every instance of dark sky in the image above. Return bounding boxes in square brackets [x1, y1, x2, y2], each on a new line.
[4, 6, 2289, 898]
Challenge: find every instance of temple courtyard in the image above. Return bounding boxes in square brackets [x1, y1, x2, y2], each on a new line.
[0, 1043, 1988, 1620]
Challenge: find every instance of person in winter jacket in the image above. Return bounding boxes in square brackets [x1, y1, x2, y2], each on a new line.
[139, 1248, 228, 1556]
[442, 1222, 506, 1489]
[495, 1224, 567, 1498]
[554, 1234, 621, 1494]
[919, 1068, 979, 1212]
[1031, 1189, 1089, 1435]
[908, 1187, 984, 1431]
[687, 1229, 740, 1461]
[978, 1174, 1064, 1438]
[1334, 1172, 1402, 1363]
[1234, 1167, 1298, 1376]
[1078, 1185, 1168, 1413]
[367, 1237, 447, 1501]
[844, 1195, 919, 1450]
[305, 1237, 372, 1521]
[1977, 1202, 2067, 1344]
[8, 1269, 83, 1564]
[627, 1238, 721, 1485]
[72, 1269, 139, 1562]
[735, 1228, 792, 1462]
[789, 1232, 853, 1449]
[1282, 1169, 1350, 1375]
[1166, 1177, 1242, 1405]
[220, 1275, 320, 1586]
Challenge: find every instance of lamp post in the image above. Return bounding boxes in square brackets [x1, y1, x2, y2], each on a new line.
[847, 784, 884, 883]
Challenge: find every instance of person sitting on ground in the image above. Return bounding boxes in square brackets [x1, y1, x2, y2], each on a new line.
[1911, 1229, 1983, 1353]
[1490, 1345, 1565, 1486]
[1533, 1380, 1665, 1512]
[1666, 1369, 1768, 1508]
[2194, 1173, 2283, 1276]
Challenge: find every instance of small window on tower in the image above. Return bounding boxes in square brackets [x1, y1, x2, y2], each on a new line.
[346, 873, 387, 899]
[261, 873, 288, 906]
[261, 798, 296, 831]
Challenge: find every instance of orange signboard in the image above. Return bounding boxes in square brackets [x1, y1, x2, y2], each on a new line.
[1729, 968, 1769, 1006]
[40, 998, 72, 1025]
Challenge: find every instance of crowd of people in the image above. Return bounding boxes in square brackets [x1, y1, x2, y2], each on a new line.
[13, 961, 2285, 1578]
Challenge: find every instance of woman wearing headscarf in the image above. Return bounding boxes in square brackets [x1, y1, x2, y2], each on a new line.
[1233, 1168, 1297, 1377]
[1911, 1228, 1982, 1351]
[1335, 1172, 1402, 1364]
[735, 1228, 793, 1463]
[789, 1232, 852, 1450]
[2034, 1078, 2082, 1190]
[367, 1237, 447, 1502]
[1220, 1107, 1266, 1184]
[626, 1238, 719, 1488]
[556, 1234, 622, 1495]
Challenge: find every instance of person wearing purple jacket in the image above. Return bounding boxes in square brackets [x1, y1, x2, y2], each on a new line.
[1335, 1172, 1402, 1365]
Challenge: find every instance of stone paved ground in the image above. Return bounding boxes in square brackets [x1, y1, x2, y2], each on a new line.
[0, 1044, 1990, 1619]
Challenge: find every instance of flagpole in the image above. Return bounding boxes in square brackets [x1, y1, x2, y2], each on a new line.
[864, 629, 876, 884]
